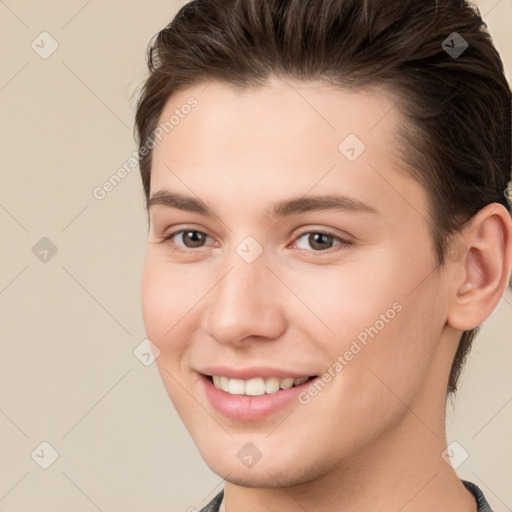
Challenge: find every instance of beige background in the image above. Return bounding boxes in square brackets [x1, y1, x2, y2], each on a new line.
[0, 1, 511, 511]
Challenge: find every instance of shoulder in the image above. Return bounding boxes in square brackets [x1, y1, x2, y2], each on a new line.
[197, 484, 492, 511]
[198, 490, 224, 512]
[462, 480, 494, 512]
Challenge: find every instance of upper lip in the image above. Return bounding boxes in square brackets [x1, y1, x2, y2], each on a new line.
[198, 366, 316, 380]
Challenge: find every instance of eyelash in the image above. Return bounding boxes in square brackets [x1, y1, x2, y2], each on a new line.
[159, 227, 352, 255]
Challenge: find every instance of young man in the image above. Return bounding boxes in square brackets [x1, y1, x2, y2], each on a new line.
[135, 0, 512, 510]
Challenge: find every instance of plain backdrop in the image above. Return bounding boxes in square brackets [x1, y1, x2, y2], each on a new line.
[0, 1, 511, 511]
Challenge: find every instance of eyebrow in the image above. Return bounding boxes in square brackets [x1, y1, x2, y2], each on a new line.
[147, 189, 378, 218]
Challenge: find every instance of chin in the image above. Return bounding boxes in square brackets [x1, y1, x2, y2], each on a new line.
[224, 472, 282, 488]
[198, 442, 330, 490]
[208, 463, 304, 489]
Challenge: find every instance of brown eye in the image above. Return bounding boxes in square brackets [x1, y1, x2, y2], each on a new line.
[180, 230, 208, 248]
[162, 229, 213, 251]
[294, 231, 346, 252]
[308, 233, 334, 250]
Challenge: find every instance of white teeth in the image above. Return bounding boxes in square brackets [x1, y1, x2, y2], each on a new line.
[211, 375, 311, 396]
[219, 376, 229, 392]
[227, 378, 245, 395]
[265, 377, 280, 394]
[279, 377, 294, 390]
[245, 377, 266, 396]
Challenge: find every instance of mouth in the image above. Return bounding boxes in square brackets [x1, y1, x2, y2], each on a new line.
[198, 367, 320, 420]
[207, 374, 317, 396]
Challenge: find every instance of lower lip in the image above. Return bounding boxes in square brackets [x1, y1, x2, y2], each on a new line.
[200, 374, 316, 421]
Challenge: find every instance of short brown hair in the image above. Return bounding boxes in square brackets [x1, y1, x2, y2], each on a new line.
[134, 0, 512, 395]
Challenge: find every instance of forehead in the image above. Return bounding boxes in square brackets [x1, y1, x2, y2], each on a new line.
[149, 78, 426, 225]
[154, 77, 401, 160]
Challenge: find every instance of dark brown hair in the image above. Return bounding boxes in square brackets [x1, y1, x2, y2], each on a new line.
[134, 0, 512, 395]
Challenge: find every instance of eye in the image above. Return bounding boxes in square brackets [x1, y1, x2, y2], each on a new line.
[292, 230, 350, 252]
[159, 227, 351, 254]
[160, 229, 215, 251]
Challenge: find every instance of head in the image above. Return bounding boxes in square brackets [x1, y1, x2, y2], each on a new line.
[135, 0, 512, 489]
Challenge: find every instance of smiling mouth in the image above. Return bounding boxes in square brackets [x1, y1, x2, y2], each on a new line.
[207, 375, 317, 396]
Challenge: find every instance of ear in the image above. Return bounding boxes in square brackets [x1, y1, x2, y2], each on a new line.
[447, 203, 512, 331]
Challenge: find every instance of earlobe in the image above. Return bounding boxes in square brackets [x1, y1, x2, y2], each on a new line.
[447, 203, 512, 331]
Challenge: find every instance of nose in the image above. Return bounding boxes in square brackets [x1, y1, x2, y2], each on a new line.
[200, 255, 287, 347]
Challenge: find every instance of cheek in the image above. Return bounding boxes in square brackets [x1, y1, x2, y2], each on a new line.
[140, 254, 193, 354]
[285, 257, 404, 350]
[331, 280, 445, 414]
[298, 254, 443, 395]
[140, 256, 201, 413]
[141, 259, 167, 343]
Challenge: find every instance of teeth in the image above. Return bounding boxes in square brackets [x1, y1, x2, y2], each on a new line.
[219, 376, 229, 392]
[246, 378, 266, 396]
[265, 377, 280, 394]
[228, 378, 245, 395]
[294, 376, 309, 386]
[280, 377, 294, 390]
[211, 375, 311, 396]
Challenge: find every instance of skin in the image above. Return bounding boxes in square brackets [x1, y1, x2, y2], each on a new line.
[140, 77, 512, 512]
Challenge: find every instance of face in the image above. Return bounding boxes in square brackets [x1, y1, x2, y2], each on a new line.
[141, 77, 455, 488]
